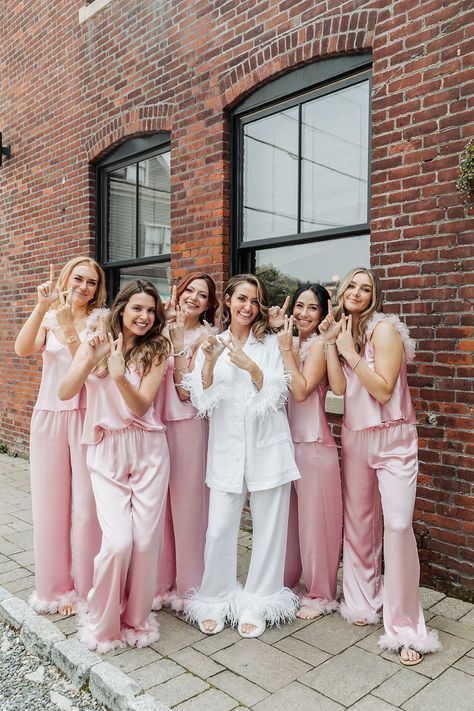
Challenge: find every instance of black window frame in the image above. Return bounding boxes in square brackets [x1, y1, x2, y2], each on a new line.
[231, 54, 372, 275]
[95, 132, 171, 299]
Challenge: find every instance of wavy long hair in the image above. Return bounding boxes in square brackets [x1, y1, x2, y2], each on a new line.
[56, 257, 106, 312]
[290, 282, 330, 334]
[333, 267, 383, 354]
[176, 272, 219, 325]
[98, 280, 170, 377]
[220, 274, 270, 341]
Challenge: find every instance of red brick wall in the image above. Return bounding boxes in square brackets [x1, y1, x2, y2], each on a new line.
[1, 0, 473, 599]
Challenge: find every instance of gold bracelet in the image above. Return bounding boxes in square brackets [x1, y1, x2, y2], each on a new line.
[280, 347, 292, 352]
[251, 371, 263, 386]
[352, 357, 362, 371]
[173, 348, 186, 357]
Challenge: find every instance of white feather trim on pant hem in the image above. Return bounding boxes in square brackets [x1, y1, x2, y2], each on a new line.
[122, 614, 160, 648]
[378, 628, 441, 654]
[29, 589, 78, 615]
[299, 596, 339, 616]
[237, 587, 299, 627]
[339, 600, 381, 625]
[185, 588, 241, 627]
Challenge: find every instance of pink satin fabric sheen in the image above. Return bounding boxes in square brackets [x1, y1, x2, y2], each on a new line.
[35, 329, 86, 411]
[285, 382, 342, 614]
[155, 342, 209, 611]
[80, 427, 170, 652]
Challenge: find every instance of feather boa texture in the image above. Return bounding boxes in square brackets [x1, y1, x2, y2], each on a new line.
[122, 614, 160, 648]
[366, 312, 416, 362]
[85, 307, 109, 337]
[251, 369, 291, 419]
[153, 590, 186, 613]
[296, 333, 321, 364]
[378, 628, 441, 654]
[76, 603, 125, 654]
[41, 307, 108, 335]
[185, 586, 242, 627]
[29, 589, 78, 615]
[181, 368, 231, 418]
[237, 587, 299, 627]
[299, 596, 339, 616]
[338, 601, 381, 625]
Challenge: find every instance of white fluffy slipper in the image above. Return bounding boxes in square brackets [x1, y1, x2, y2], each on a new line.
[198, 617, 225, 635]
[238, 609, 266, 639]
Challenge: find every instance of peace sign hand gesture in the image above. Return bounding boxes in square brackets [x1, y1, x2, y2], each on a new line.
[107, 332, 126, 380]
[269, 295, 290, 328]
[219, 332, 255, 373]
[278, 314, 294, 353]
[201, 321, 225, 363]
[168, 304, 185, 351]
[335, 314, 356, 360]
[56, 288, 75, 331]
[37, 264, 59, 308]
[86, 314, 111, 363]
[318, 300, 342, 344]
[163, 285, 177, 323]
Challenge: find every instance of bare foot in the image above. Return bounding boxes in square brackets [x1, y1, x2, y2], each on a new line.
[59, 602, 76, 616]
[202, 619, 218, 633]
[399, 647, 423, 666]
[296, 605, 323, 620]
[353, 618, 368, 626]
[240, 623, 257, 635]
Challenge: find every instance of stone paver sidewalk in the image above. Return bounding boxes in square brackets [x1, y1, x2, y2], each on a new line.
[0, 452, 473, 711]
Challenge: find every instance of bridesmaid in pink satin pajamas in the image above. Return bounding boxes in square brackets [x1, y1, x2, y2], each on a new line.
[15, 257, 106, 614]
[154, 273, 218, 612]
[279, 284, 342, 620]
[320, 267, 440, 666]
[59, 280, 170, 652]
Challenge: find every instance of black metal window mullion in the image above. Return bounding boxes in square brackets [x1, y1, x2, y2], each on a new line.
[297, 103, 302, 234]
[135, 162, 140, 260]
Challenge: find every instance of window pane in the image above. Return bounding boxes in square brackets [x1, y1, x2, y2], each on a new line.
[243, 108, 298, 242]
[301, 81, 369, 232]
[118, 262, 170, 302]
[254, 234, 370, 304]
[107, 166, 136, 261]
[138, 152, 171, 258]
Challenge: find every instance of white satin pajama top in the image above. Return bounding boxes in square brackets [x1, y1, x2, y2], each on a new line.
[183, 330, 300, 494]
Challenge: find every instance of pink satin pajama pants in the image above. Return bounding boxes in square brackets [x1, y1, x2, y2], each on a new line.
[29, 409, 101, 612]
[284, 442, 342, 615]
[154, 419, 208, 611]
[340, 422, 440, 653]
[80, 427, 170, 653]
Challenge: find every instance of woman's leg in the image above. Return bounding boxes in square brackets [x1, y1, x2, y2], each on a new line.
[340, 427, 383, 625]
[374, 424, 440, 656]
[29, 410, 76, 613]
[153, 493, 176, 609]
[295, 443, 342, 618]
[69, 409, 101, 603]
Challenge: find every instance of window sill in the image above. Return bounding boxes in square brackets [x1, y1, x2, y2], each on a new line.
[325, 391, 344, 416]
[79, 0, 117, 23]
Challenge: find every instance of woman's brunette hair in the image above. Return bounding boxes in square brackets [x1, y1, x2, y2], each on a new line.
[333, 267, 383, 354]
[176, 272, 219, 325]
[290, 283, 330, 332]
[221, 274, 270, 341]
[56, 257, 106, 312]
[99, 280, 169, 377]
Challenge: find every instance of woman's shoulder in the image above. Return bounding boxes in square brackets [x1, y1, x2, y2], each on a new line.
[366, 312, 415, 361]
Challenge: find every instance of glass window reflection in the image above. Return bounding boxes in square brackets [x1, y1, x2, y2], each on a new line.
[107, 166, 136, 262]
[119, 262, 171, 302]
[138, 153, 171, 258]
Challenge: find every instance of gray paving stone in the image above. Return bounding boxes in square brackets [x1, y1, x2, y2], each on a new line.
[300, 646, 398, 706]
[173, 688, 238, 711]
[430, 614, 474, 643]
[383, 630, 473, 680]
[111, 646, 162, 673]
[402, 667, 474, 711]
[4, 574, 35, 594]
[453, 655, 474, 675]
[151, 611, 204, 655]
[253, 681, 344, 711]
[355, 628, 385, 656]
[191, 626, 240, 655]
[0, 585, 12, 601]
[20, 614, 66, 659]
[130, 658, 185, 689]
[460, 609, 474, 628]
[371, 668, 429, 706]
[125, 695, 172, 711]
[210, 670, 269, 707]
[259, 615, 313, 643]
[0, 529, 34, 549]
[212, 638, 311, 692]
[169, 646, 225, 678]
[52, 638, 102, 687]
[53, 614, 78, 636]
[148, 673, 209, 707]
[0, 565, 31, 584]
[419, 587, 446, 610]
[347, 696, 399, 710]
[294, 610, 375, 654]
[273, 635, 331, 666]
[90, 661, 142, 711]
[0, 595, 36, 628]
[429, 597, 474, 620]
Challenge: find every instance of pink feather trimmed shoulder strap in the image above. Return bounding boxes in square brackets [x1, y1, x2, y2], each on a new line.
[366, 312, 416, 362]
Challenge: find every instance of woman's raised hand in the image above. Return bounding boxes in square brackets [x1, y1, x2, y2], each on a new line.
[318, 300, 342, 343]
[278, 314, 294, 353]
[269, 295, 290, 328]
[107, 332, 126, 380]
[219, 332, 255, 372]
[37, 264, 59, 308]
[87, 314, 111, 361]
[163, 285, 177, 323]
[168, 304, 185, 350]
[201, 321, 225, 362]
[335, 314, 356, 359]
[56, 288, 74, 330]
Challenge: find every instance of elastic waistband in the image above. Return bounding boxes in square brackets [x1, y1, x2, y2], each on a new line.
[343, 418, 412, 433]
[101, 424, 160, 438]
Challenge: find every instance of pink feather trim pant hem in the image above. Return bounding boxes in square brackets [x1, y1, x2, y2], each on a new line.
[82, 427, 169, 651]
[340, 423, 439, 653]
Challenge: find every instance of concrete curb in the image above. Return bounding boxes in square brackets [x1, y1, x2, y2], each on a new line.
[0, 586, 172, 711]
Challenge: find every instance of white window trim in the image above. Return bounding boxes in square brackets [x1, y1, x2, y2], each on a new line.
[79, 0, 117, 23]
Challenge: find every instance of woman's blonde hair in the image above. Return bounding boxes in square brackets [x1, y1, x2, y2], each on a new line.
[97, 280, 170, 377]
[56, 257, 106, 312]
[220, 274, 270, 341]
[334, 267, 383, 354]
